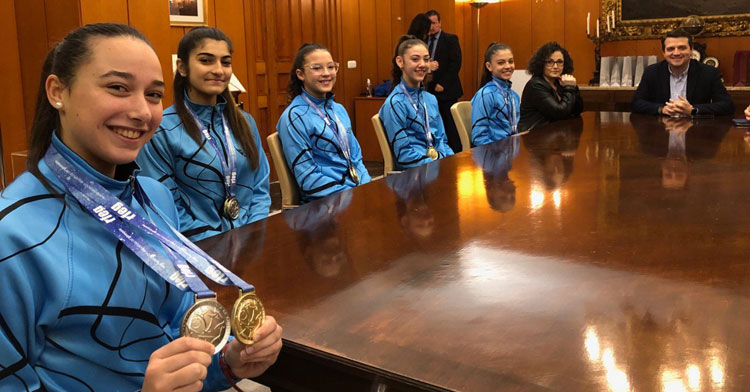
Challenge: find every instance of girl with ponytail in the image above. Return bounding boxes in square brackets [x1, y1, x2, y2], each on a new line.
[137, 27, 271, 241]
[379, 35, 453, 170]
[0, 23, 282, 391]
[470, 42, 522, 147]
[276, 43, 371, 203]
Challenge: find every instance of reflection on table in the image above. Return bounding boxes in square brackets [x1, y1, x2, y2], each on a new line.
[200, 112, 750, 392]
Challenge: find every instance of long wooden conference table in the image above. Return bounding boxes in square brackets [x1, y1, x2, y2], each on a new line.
[199, 112, 750, 391]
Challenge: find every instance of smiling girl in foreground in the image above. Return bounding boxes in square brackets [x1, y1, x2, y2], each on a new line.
[0, 23, 281, 391]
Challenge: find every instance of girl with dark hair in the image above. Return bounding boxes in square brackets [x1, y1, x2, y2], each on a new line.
[137, 27, 270, 241]
[470, 43, 521, 147]
[379, 35, 453, 170]
[518, 41, 583, 132]
[0, 23, 282, 391]
[276, 43, 371, 203]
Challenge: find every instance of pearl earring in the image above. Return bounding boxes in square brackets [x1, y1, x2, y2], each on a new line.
[54, 102, 63, 108]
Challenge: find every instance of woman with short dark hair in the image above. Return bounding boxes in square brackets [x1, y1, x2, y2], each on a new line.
[518, 41, 583, 132]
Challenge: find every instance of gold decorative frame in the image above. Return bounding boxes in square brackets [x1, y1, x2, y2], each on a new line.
[169, 0, 208, 27]
[600, 0, 750, 41]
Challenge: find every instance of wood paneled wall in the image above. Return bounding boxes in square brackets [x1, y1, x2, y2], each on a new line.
[3, 0, 338, 182]
[338, 0, 459, 117]
[335, 0, 599, 110]
[3, 0, 750, 183]
[601, 36, 750, 86]
[0, 0, 27, 183]
[460, 0, 749, 90]
[455, 0, 598, 90]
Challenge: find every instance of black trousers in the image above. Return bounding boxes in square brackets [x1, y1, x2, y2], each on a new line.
[437, 98, 461, 154]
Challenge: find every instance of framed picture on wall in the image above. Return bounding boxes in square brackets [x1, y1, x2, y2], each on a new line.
[601, 0, 750, 40]
[169, 0, 207, 26]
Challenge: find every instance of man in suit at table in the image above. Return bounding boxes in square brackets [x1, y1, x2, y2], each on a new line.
[425, 9, 463, 153]
[631, 29, 734, 116]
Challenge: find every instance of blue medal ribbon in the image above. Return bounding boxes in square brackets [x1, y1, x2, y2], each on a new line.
[43, 144, 254, 296]
[185, 106, 238, 202]
[130, 177, 254, 294]
[300, 93, 355, 170]
[43, 145, 216, 298]
[399, 82, 434, 147]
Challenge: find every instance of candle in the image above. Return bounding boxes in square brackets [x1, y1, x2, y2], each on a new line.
[607, 14, 611, 32]
[612, 10, 616, 29]
[596, 19, 600, 38]
[587, 12, 590, 36]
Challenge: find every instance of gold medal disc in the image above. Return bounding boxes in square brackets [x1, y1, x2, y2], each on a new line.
[231, 291, 266, 345]
[349, 166, 360, 184]
[223, 197, 240, 220]
[427, 147, 439, 160]
[180, 298, 231, 354]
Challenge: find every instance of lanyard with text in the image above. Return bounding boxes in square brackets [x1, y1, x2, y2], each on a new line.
[185, 106, 240, 219]
[491, 79, 518, 133]
[300, 94, 353, 165]
[43, 145, 219, 298]
[130, 178, 255, 294]
[399, 82, 434, 147]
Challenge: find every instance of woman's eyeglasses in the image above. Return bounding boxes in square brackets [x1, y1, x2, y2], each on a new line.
[545, 59, 564, 68]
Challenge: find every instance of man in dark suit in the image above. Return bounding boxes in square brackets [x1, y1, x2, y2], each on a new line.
[631, 29, 734, 116]
[425, 10, 463, 153]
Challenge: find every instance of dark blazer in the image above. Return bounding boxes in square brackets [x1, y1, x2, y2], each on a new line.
[631, 59, 734, 115]
[426, 31, 463, 102]
[518, 76, 583, 132]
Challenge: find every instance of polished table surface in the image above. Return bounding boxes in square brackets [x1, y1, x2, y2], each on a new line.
[199, 112, 750, 391]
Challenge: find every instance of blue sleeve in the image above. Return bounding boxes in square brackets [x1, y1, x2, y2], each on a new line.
[137, 128, 217, 238]
[0, 246, 45, 391]
[277, 107, 351, 200]
[379, 97, 432, 168]
[471, 88, 494, 147]
[243, 112, 271, 221]
[0, 194, 67, 391]
[428, 97, 454, 158]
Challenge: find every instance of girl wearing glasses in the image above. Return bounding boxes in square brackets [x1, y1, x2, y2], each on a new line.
[471, 43, 521, 147]
[380, 35, 453, 170]
[137, 27, 270, 241]
[276, 43, 371, 203]
[518, 41, 582, 132]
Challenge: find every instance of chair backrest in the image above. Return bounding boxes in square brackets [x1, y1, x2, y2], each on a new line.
[450, 101, 472, 152]
[510, 70, 531, 99]
[266, 132, 300, 208]
[370, 114, 395, 175]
